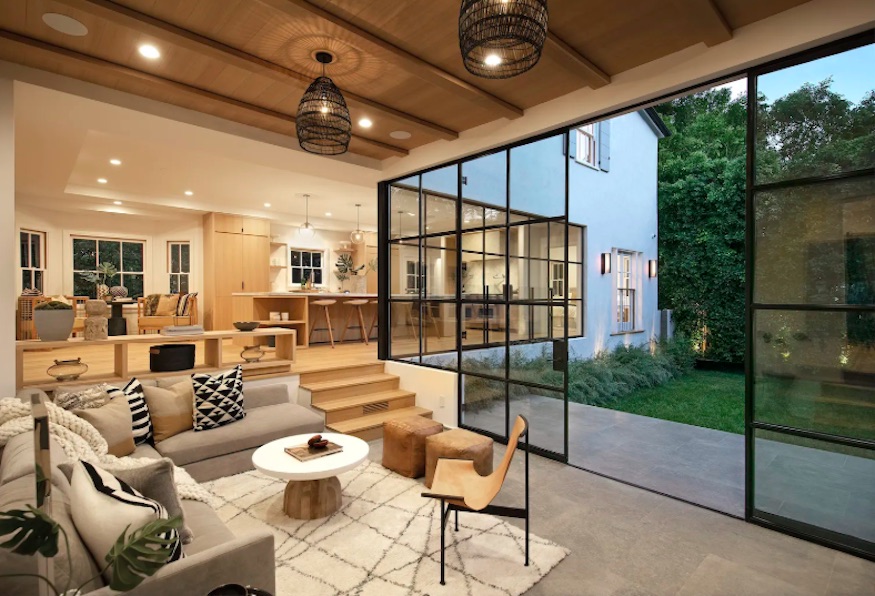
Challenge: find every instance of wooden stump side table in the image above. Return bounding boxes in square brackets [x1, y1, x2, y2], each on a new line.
[252, 432, 369, 520]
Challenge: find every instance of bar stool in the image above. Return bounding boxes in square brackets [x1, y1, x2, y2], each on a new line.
[341, 299, 370, 344]
[309, 299, 337, 348]
[367, 300, 379, 339]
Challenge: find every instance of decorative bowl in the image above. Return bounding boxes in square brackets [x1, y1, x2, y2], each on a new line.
[47, 358, 88, 382]
[233, 321, 260, 332]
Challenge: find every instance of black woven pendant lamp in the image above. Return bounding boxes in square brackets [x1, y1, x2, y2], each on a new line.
[296, 52, 351, 155]
[459, 0, 548, 79]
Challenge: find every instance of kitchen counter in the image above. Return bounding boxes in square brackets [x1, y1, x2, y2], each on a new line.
[233, 292, 377, 298]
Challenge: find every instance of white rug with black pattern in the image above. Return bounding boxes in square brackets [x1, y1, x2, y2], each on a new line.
[204, 460, 568, 596]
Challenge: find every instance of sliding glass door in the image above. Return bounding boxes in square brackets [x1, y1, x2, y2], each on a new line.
[748, 38, 875, 557]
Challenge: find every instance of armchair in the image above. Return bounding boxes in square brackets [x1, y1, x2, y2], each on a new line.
[137, 293, 199, 334]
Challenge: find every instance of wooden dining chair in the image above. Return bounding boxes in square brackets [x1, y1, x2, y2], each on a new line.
[422, 415, 529, 586]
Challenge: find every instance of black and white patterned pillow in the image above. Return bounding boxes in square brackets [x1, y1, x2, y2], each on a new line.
[107, 378, 153, 445]
[70, 460, 182, 581]
[191, 365, 245, 431]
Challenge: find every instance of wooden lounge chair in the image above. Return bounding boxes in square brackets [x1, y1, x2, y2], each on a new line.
[422, 415, 530, 586]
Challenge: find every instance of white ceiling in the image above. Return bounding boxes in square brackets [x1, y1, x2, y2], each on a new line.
[13, 82, 381, 230]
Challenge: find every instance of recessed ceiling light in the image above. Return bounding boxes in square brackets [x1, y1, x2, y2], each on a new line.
[264, 203, 271, 208]
[113, 200, 123, 205]
[109, 158, 121, 166]
[42, 13, 88, 37]
[97, 178, 107, 184]
[484, 54, 503, 67]
[390, 130, 412, 140]
[184, 190, 193, 196]
[359, 118, 373, 128]
[325, 212, 332, 217]
[138, 44, 161, 59]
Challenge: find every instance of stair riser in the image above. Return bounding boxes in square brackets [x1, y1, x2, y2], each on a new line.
[300, 363, 385, 384]
[311, 379, 399, 403]
[324, 395, 416, 425]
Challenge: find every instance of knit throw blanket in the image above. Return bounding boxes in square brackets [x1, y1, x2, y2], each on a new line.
[0, 398, 213, 505]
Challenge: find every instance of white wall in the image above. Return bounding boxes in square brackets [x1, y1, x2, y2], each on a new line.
[0, 79, 15, 397]
[384, 360, 458, 428]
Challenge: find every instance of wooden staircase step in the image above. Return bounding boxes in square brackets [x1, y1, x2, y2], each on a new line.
[313, 390, 416, 412]
[298, 362, 385, 384]
[314, 390, 417, 425]
[327, 406, 433, 441]
[302, 373, 400, 403]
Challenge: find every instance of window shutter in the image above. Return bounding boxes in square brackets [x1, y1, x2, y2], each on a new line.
[567, 130, 578, 159]
[598, 121, 611, 172]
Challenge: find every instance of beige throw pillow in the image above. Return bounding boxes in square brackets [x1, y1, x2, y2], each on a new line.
[142, 380, 194, 442]
[74, 397, 136, 457]
[155, 294, 180, 316]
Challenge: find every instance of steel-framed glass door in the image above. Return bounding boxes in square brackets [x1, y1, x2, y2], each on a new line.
[747, 36, 875, 558]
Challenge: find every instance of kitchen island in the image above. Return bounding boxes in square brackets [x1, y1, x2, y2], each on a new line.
[232, 292, 377, 347]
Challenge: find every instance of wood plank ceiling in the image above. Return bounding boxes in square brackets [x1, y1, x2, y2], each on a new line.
[0, 0, 810, 161]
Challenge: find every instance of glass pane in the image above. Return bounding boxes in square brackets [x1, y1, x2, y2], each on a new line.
[170, 275, 179, 294]
[509, 342, 563, 388]
[34, 270, 43, 293]
[509, 305, 554, 342]
[424, 247, 456, 299]
[422, 301, 457, 360]
[462, 303, 504, 348]
[509, 383, 565, 454]
[754, 177, 875, 305]
[510, 257, 550, 301]
[754, 429, 875, 545]
[312, 252, 322, 268]
[180, 274, 189, 294]
[73, 272, 93, 298]
[99, 241, 120, 269]
[568, 299, 583, 337]
[510, 222, 549, 259]
[22, 270, 31, 291]
[20, 232, 28, 268]
[291, 268, 302, 284]
[755, 43, 875, 185]
[462, 374, 505, 437]
[122, 242, 143, 272]
[170, 245, 180, 273]
[72, 238, 97, 271]
[461, 203, 485, 230]
[425, 194, 456, 235]
[462, 151, 507, 209]
[302, 252, 311, 267]
[291, 251, 301, 267]
[181, 243, 190, 272]
[568, 225, 584, 263]
[510, 134, 566, 218]
[422, 164, 458, 199]
[31, 234, 41, 269]
[754, 309, 875, 441]
[390, 301, 419, 359]
[462, 345, 506, 376]
[124, 274, 144, 298]
[391, 180, 420, 239]
[313, 269, 323, 285]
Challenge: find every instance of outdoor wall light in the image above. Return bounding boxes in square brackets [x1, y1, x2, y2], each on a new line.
[648, 259, 658, 278]
[601, 253, 611, 275]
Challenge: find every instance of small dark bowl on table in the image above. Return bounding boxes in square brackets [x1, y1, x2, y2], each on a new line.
[233, 321, 260, 331]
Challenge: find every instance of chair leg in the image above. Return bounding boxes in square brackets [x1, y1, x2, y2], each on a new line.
[440, 500, 446, 586]
[356, 306, 369, 344]
[455, 509, 459, 532]
[308, 307, 321, 343]
[324, 307, 335, 348]
[340, 306, 355, 343]
[368, 312, 378, 338]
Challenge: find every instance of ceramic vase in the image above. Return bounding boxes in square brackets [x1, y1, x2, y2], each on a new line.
[34, 309, 75, 341]
[97, 284, 110, 302]
[109, 285, 128, 299]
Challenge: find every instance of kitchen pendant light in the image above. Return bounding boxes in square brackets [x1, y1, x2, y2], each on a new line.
[459, 0, 549, 79]
[350, 203, 365, 245]
[299, 194, 315, 237]
[296, 52, 351, 155]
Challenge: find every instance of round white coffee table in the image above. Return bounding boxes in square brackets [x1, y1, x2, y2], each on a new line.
[251, 433, 369, 519]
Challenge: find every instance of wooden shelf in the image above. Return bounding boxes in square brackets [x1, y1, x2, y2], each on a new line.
[255, 320, 305, 325]
[270, 264, 288, 269]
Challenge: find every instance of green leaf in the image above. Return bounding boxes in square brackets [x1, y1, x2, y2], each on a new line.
[0, 506, 60, 557]
[104, 516, 182, 592]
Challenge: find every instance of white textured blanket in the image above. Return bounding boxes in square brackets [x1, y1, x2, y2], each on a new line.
[0, 397, 213, 505]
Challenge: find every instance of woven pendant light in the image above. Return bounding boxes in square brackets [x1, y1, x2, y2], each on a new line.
[459, 0, 548, 79]
[296, 52, 351, 155]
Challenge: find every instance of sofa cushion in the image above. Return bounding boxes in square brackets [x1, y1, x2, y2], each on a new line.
[131, 442, 163, 459]
[54, 382, 113, 410]
[192, 366, 245, 432]
[155, 294, 181, 316]
[0, 433, 70, 487]
[155, 403, 323, 466]
[106, 378, 153, 446]
[245, 384, 291, 409]
[0, 474, 104, 593]
[143, 380, 195, 442]
[180, 499, 235, 557]
[74, 396, 136, 457]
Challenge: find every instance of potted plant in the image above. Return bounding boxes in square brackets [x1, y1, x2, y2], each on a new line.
[0, 504, 181, 595]
[33, 301, 75, 342]
[82, 263, 118, 302]
[336, 254, 364, 293]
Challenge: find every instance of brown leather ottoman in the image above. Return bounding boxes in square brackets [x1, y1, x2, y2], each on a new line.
[425, 429, 493, 488]
[382, 416, 444, 478]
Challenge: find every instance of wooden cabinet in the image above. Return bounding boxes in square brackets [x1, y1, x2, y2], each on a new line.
[203, 213, 271, 330]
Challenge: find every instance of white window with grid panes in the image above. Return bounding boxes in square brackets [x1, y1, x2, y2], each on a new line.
[290, 249, 323, 285]
[616, 250, 636, 332]
[576, 124, 598, 168]
[20, 230, 46, 293]
[72, 236, 145, 298]
[168, 241, 190, 293]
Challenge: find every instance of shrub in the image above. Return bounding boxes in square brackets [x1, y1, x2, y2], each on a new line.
[34, 301, 72, 311]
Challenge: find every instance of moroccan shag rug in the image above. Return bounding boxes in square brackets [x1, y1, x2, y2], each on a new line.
[204, 460, 568, 595]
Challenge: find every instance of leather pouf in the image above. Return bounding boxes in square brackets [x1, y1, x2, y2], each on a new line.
[382, 416, 444, 478]
[425, 429, 493, 488]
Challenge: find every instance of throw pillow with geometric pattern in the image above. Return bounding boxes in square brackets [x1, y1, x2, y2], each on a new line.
[106, 378, 153, 445]
[191, 365, 245, 431]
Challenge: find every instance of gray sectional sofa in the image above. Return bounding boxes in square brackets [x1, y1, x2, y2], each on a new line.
[0, 378, 324, 595]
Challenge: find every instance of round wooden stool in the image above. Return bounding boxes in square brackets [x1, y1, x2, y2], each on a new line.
[309, 299, 337, 348]
[341, 299, 370, 344]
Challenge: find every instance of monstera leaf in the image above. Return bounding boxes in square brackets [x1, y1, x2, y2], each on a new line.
[0, 505, 59, 557]
[105, 516, 182, 592]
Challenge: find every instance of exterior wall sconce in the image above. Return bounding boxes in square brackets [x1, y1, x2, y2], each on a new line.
[601, 253, 612, 275]
[648, 259, 658, 278]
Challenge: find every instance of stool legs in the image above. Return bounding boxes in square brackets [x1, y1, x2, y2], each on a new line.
[340, 304, 368, 344]
[309, 305, 335, 348]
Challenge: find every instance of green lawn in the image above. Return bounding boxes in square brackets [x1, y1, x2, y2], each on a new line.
[607, 370, 745, 434]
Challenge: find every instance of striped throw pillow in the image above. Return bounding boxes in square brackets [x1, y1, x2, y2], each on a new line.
[176, 292, 198, 317]
[107, 378, 153, 445]
[70, 460, 182, 582]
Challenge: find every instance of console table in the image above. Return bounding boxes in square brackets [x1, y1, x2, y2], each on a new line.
[16, 328, 296, 391]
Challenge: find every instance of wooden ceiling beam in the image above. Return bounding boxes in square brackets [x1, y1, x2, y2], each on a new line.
[545, 33, 610, 89]
[256, 0, 525, 120]
[671, 0, 733, 46]
[0, 29, 408, 158]
[53, 0, 457, 141]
